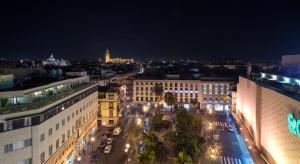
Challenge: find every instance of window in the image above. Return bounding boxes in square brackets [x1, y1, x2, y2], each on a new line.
[62, 119, 65, 126]
[76, 110, 78, 115]
[48, 128, 52, 136]
[109, 102, 113, 109]
[56, 139, 59, 149]
[4, 143, 13, 153]
[72, 126, 75, 133]
[24, 138, 32, 147]
[109, 120, 114, 125]
[49, 145, 53, 156]
[56, 123, 59, 130]
[24, 117, 31, 126]
[109, 110, 113, 117]
[62, 134, 65, 143]
[72, 112, 74, 118]
[17, 158, 32, 164]
[67, 130, 70, 138]
[67, 116, 70, 122]
[40, 152, 45, 163]
[40, 133, 45, 142]
[136, 87, 139, 91]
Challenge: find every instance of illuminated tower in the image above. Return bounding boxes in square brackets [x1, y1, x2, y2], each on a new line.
[105, 49, 111, 63]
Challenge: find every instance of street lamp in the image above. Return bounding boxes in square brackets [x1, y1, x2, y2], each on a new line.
[91, 137, 95, 153]
[137, 118, 142, 126]
[77, 156, 81, 164]
[143, 105, 149, 113]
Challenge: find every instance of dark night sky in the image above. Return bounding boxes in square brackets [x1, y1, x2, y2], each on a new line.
[1, 1, 300, 61]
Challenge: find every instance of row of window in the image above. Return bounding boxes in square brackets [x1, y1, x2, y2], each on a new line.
[4, 138, 32, 153]
[135, 82, 199, 88]
[40, 102, 97, 143]
[40, 106, 97, 163]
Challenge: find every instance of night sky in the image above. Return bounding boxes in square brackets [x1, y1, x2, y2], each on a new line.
[1, 1, 300, 61]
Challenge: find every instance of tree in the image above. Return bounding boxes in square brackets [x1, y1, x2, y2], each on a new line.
[153, 83, 164, 101]
[151, 113, 171, 131]
[164, 92, 177, 112]
[0, 99, 8, 107]
[138, 133, 163, 163]
[174, 151, 193, 164]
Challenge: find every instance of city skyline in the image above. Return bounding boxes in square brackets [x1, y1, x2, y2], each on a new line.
[1, 1, 300, 61]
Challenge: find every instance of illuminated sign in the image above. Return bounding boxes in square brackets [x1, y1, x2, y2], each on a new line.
[288, 113, 300, 138]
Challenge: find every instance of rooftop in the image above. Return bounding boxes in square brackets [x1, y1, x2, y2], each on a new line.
[0, 83, 95, 115]
[252, 72, 300, 101]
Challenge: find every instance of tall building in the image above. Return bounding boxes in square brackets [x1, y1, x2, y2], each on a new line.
[104, 49, 134, 64]
[0, 76, 98, 164]
[133, 75, 233, 111]
[105, 49, 111, 64]
[98, 86, 120, 127]
[236, 73, 300, 163]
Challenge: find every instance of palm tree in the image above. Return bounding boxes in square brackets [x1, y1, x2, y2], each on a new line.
[174, 151, 193, 164]
[153, 83, 164, 102]
[164, 92, 177, 112]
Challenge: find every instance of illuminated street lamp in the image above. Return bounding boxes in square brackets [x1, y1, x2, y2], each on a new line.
[125, 143, 131, 149]
[77, 156, 81, 164]
[91, 137, 95, 153]
[143, 105, 149, 113]
[137, 118, 142, 125]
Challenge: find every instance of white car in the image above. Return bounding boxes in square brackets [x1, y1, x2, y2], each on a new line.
[104, 145, 112, 153]
[106, 138, 113, 144]
[113, 127, 122, 135]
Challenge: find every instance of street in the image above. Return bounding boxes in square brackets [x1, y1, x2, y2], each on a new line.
[204, 111, 254, 164]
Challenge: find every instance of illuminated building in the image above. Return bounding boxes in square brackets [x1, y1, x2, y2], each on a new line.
[104, 49, 134, 64]
[42, 54, 69, 66]
[236, 73, 300, 163]
[98, 86, 120, 127]
[133, 75, 233, 111]
[0, 76, 98, 164]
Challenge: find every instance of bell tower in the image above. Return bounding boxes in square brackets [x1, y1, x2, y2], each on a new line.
[105, 49, 111, 63]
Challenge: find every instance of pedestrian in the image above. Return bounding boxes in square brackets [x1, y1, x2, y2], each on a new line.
[82, 148, 85, 154]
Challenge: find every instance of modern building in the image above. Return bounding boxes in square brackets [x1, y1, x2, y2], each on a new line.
[236, 73, 300, 164]
[98, 86, 120, 127]
[104, 49, 134, 64]
[133, 75, 233, 111]
[0, 76, 98, 164]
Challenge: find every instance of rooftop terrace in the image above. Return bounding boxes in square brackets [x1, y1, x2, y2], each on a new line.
[0, 83, 94, 115]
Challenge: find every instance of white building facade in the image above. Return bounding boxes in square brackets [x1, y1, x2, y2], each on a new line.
[0, 76, 98, 164]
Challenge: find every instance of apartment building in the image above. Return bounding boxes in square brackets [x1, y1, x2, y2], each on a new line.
[98, 86, 120, 127]
[133, 75, 232, 111]
[0, 76, 98, 164]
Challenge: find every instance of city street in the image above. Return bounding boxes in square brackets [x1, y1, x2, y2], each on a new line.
[203, 111, 254, 164]
[77, 115, 135, 164]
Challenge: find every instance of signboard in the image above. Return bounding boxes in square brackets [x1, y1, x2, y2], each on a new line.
[288, 113, 300, 137]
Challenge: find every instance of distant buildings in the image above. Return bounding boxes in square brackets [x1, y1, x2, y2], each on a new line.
[42, 54, 70, 66]
[105, 49, 134, 64]
[0, 74, 14, 90]
[0, 76, 98, 164]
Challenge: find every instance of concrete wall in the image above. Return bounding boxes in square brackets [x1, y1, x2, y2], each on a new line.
[236, 76, 260, 145]
[260, 87, 300, 164]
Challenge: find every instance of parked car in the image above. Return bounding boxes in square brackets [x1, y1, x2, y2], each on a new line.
[106, 138, 113, 144]
[227, 125, 234, 132]
[104, 145, 112, 153]
[113, 127, 122, 135]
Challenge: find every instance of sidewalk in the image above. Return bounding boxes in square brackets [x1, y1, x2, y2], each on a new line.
[232, 112, 266, 164]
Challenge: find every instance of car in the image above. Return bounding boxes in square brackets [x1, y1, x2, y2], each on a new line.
[106, 138, 113, 144]
[104, 145, 112, 153]
[113, 127, 122, 135]
[227, 125, 234, 132]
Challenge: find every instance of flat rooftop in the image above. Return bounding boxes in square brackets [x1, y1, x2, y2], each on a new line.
[0, 83, 95, 115]
[252, 73, 300, 101]
[133, 74, 234, 81]
[0, 76, 81, 92]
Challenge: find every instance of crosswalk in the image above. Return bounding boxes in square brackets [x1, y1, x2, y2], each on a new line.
[213, 121, 227, 127]
[219, 156, 242, 164]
